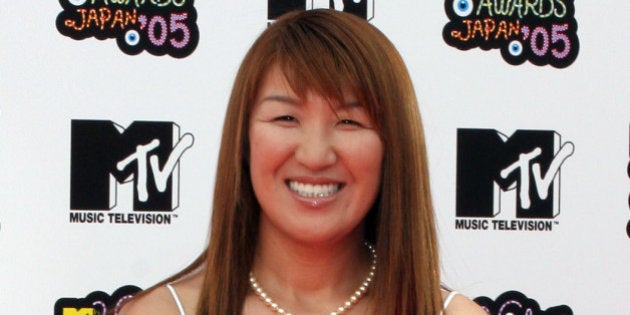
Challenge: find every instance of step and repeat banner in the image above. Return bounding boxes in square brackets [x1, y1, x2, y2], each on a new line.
[1, 1, 628, 314]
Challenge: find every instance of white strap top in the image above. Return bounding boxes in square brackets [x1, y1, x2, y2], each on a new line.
[166, 283, 186, 315]
[166, 284, 458, 315]
[441, 290, 459, 315]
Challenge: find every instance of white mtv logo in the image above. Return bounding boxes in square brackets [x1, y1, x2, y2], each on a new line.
[117, 133, 194, 203]
[491, 130, 574, 217]
[307, 0, 374, 20]
[309, 0, 347, 11]
[500, 143, 574, 210]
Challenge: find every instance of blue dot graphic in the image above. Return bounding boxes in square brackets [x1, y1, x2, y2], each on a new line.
[453, 0, 473, 17]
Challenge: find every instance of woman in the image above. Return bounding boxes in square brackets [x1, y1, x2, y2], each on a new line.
[120, 9, 486, 315]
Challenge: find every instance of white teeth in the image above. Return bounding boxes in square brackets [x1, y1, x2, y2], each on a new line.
[288, 181, 340, 198]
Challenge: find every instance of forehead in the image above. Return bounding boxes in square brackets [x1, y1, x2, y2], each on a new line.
[256, 65, 358, 106]
[257, 65, 293, 97]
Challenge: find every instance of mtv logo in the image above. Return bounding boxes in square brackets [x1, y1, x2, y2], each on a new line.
[70, 120, 194, 211]
[61, 309, 95, 315]
[268, 0, 374, 21]
[456, 129, 574, 219]
[54, 286, 141, 315]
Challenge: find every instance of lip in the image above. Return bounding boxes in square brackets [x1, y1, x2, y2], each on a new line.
[285, 178, 345, 208]
[286, 176, 344, 185]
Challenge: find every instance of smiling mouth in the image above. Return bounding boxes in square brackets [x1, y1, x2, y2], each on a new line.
[287, 180, 342, 198]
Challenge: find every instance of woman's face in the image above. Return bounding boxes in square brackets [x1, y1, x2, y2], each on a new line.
[248, 66, 384, 244]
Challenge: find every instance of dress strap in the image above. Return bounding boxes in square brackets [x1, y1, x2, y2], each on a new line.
[166, 283, 186, 315]
[440, 290, 459, 315]
[443, 290, 459, 310]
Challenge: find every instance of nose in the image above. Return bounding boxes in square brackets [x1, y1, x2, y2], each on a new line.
[294, 126, 337, 171]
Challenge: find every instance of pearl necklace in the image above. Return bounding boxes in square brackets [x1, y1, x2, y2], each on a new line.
[249, 242, 377, 315]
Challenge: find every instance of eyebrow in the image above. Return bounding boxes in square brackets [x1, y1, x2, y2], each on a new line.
[341, 100, 361, 109]
[258, 94, 301, 106]
[258, 94, 361, 109]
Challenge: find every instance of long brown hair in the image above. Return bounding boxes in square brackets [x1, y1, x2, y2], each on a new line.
[136, 9, 441, 314]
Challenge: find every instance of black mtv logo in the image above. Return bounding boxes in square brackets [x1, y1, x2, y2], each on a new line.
[54, 285, 141, 315]
[70, 120, 194, 211]
[475, 290, 574, 315]
[268, 0, 374, 21]
[456, 129, 574, 219]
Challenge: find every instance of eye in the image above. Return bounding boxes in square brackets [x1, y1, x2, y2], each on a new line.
[453, 0, 473, 17]
[273, 115, 296, 122]
[125, 30, 140, 46]
[68, 0, 87, 6]
[508, 40, 523, 56]
[338, 119, 364, 128]
[271, 115, 299, 126]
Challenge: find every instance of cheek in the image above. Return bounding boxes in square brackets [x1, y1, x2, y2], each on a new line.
[337, 133, 384, 208]
[362, 143, 384, 193]
[344, 135, 384, 177]
[362, 142, 384, 215]
[248, 126, 292, 184]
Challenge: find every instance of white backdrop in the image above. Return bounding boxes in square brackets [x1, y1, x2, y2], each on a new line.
[1, 1, 628, 314]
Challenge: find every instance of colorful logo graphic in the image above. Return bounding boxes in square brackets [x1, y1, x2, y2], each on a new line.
[70, 120, 194, 224]
[475, 290, 573, 315]
[443, 0, 579, 68]
[456, 129, 573, 231]
[56, 0, 199, 58]
[268, 0, 375, 22]
[54, 285, 141, 315]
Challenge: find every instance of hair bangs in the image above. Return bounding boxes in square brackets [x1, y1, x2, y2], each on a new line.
[269, 12, 383, 130]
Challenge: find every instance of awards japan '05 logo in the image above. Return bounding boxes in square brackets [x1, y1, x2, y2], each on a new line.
[54, 285, 141, 315]
[475, 290, 573, 315]
[443, 0, 579, 68]
[70, 120, 194, 225]
[268, 0, 375, 23]
[456, 129, 574, 231]
[56, 0, 199, 58]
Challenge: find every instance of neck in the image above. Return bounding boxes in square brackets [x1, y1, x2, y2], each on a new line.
[252, 221, 371, 312]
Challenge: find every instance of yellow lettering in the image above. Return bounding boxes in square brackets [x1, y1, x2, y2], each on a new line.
[124, 9, 138, 26]
[509, 0, 524, 18]
[539, 0, 555, 18]
[99, 8, 111, 30]
[508, 20, 521, 37]
[62, 308, 95, 315]
[495, 20, 508, 39]
[452, 19, 473, 41]
[65, 8, 88, 31]
[86, 9, 100, 29]
[153, 0, 172, 7]
[472, 20, 485, 39]
[524, 0, 540, 16]
[554, 0, 567, 18]
[483, 18, 496, 41]
[477, 0, 494, 16]
[494, 0, 512, 15]
[111, 10, 125, 29]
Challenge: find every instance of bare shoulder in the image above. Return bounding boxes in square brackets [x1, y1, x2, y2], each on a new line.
[117, 286, 179, 315]
[444, 293, 489, 315]
[119, 269, 204, 315]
